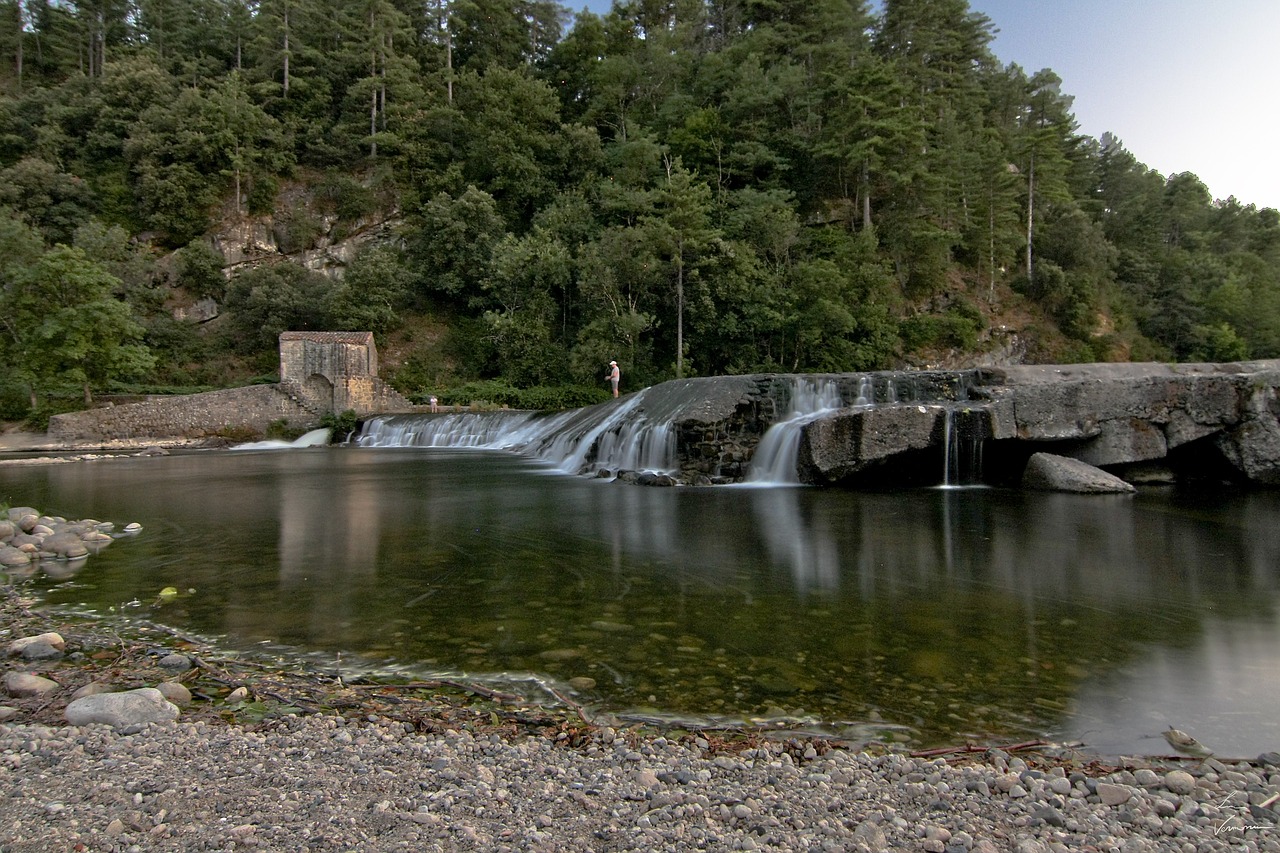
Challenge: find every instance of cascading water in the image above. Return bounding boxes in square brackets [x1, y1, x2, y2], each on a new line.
[354, 371, 988, 488]
[745, 378, 848, 485]
[356, 389, 679, 477]
[938, 406, 985, 488]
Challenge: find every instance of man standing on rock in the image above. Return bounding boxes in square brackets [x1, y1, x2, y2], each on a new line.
[607, 361, 620, 398]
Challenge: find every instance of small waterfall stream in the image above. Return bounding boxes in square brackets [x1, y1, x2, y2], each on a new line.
[938, 406, 986, 489]
[745, 378, 847, 485]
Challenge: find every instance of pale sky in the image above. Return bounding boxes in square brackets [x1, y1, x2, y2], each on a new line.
[964, 0, 1279, 209]
[575, 0, 1280, 210]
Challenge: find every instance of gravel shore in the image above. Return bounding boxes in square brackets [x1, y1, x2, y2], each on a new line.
[3, 713, 1280, 852]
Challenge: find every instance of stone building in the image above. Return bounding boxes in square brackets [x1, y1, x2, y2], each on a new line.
[278, 331, 412, 416]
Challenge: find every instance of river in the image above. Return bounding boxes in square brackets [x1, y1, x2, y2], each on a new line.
[3, 446, 1278, 757]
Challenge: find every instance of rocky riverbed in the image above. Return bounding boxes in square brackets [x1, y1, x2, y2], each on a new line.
[4, 589, 1280, 852]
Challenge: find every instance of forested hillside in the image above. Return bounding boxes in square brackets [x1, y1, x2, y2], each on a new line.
[1, 0, 1278, 418]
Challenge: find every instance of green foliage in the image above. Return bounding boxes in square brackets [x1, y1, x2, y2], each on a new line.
[0, 383, 29, 421]
[438, 379, 522, 409]
[900, 311, 983, 353]
[517, 384, 610, 410]
[174, 240, 228, 301]
[0, 0, 1274, 393]
[272, 207, 323, 254]
[0, 157, 97, 244]
[0, 244, 155, 403]
[323, 245, 412, 334]
[265, 418, 307, 440]
[423, 381, 605, 410]
[222, 262, 330, 353]
[319, 409, 360, 440]
[315, 172, 377, 222]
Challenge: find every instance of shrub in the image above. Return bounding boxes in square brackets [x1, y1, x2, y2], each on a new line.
[174, 241, 227, 300]
[319, 409, 359, 441]
[900, 311, 982, 352]
[518, 385, 610, 410]
[266, 419, 307, 440]
[272, 208, 323, 254]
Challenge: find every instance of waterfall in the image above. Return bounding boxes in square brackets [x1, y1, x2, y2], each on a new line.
[232, 428, 333, 451]
[938, 406, 985, 488]
[745, 378, 847, 485]
[356, 390, 678, 477]
[353, 371, 988, 487]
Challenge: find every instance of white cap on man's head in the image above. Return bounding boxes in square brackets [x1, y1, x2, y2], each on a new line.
[610, 360, 617, 365]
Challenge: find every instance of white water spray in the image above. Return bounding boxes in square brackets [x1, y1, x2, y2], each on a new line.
[746, 378, 847, 485]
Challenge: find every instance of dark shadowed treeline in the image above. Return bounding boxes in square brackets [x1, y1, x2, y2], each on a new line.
[0, 0, 1277, 415]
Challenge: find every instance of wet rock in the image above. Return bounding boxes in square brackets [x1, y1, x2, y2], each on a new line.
[5, 672, 60, 698]
[7, 507, 40, 532]
[64, 688, 179, 728]
[40, 531, 90, 559]
[1022, 453, 1136, 494]
[1133, 768, 1160, 787]
[0, 544, 31, 566]
[17, 640, 64, 661]
[156, 681, 192, 705]
[9, 533, 40, 551]
[158, 653, 192, 672]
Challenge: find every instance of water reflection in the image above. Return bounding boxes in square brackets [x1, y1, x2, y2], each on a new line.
[3, 449, 1278, 754]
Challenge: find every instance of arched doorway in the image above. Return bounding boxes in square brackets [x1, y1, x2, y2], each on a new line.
[303, 373, 334, 412]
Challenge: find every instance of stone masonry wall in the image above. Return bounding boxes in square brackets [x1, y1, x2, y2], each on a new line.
[47, 385, 318, 443]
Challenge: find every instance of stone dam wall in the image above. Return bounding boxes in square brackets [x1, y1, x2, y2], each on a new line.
[46, 385, 320, 444]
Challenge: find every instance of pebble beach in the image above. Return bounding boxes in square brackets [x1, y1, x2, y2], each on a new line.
[3, 710, 1280, 852]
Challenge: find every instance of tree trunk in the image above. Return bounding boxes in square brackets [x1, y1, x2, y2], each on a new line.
[82, 382, 92, 406]
[988, 190, 996, 303]
[14, 2, 22, 92]
[676, 236, 684, 379]
[282, 6, 290, 96]
[1025, 149, 1035, 286]
[860, 160, 872, 229]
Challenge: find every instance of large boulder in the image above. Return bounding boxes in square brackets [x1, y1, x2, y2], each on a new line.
[797, 404, 996, 485]
[40, 531, 90, 559]
[797, 405, 942, 484]
[64, 687, 180, 728]
[1217, 416, 1280, 485]
[1022, 452, 1136, 494]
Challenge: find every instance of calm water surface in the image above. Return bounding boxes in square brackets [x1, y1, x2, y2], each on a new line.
[3, 447, 1278, 756]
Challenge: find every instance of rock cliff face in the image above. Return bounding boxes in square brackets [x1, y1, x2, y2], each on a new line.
[788, 360, 1280, 487]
